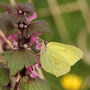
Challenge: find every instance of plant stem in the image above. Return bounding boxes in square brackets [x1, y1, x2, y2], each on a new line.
[14, 73, 21, 90]
[18, 30, 24, 48]
[14, 81, 20, 90]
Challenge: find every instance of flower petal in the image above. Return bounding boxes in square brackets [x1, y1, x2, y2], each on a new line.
[30, 71, 39, 78]
[28, 12, 37, 21]
[36, 42, 41, 50]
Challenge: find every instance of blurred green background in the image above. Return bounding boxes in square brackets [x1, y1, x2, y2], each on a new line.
[0, 0, 90, 90]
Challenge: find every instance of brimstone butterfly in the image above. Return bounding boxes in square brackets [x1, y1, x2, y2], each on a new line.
[40, 42, 83, 77]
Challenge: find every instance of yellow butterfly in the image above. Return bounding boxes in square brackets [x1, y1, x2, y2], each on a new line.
[40, 42, 83, 77]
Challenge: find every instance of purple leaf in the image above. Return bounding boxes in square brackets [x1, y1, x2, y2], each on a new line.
[15, 3, 35, 17]
[25, 20, 51, 38]
[0, 13, 15, 34]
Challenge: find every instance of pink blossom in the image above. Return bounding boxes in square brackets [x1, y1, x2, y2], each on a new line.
[6, 32, 21, 48]
[30, 71, 39, 78]
[7, 34, 17, 43]
[27, 12, 37, 21]
[27, 53, 42, 78]
[29, 32, 42, 50]
[36, 42, 42, 50]
[23, 44, 28, 49]
[27, 65, 38, 78]
[7, 32, 20, 43]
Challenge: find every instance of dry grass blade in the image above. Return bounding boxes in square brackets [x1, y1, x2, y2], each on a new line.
[9, 0, 16, 5]
[0, 30, 14, 49]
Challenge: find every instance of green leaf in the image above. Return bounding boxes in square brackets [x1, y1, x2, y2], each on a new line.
[0, 64, 10, 86]
[25, 20, 51, 38]
[1, 49, 37, 76]
[24, 77, 51, 90]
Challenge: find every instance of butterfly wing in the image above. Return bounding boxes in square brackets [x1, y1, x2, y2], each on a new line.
[47, 42, 83, 66]
[40, 42, 83, 77]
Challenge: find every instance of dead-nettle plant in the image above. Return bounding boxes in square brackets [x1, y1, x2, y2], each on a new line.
[0, 3, 83, 90]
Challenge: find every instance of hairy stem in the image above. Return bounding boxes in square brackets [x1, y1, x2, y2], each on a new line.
[14, 73, 21, 90]
[14, 81, 20, 90]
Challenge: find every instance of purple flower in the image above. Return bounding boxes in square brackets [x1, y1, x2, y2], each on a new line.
[0, 3, 51, 80]
[7, 34, 17, 43]
[36, 42, 42, 50]
[6, 32, 21, 48]
[27, 65, 39, 78]
[26, 12, 43, 50]
[30, 71, 39, 78]
[29, 32, 42, 50]
[6, 12, 37, 44]
[27, 12, 37, 21]
[27, 55, 42, 78]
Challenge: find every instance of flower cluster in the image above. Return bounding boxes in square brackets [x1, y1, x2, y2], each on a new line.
[0, 3, 50, 78]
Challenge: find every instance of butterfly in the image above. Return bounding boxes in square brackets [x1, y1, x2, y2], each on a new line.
[40, 42, 83, 77]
